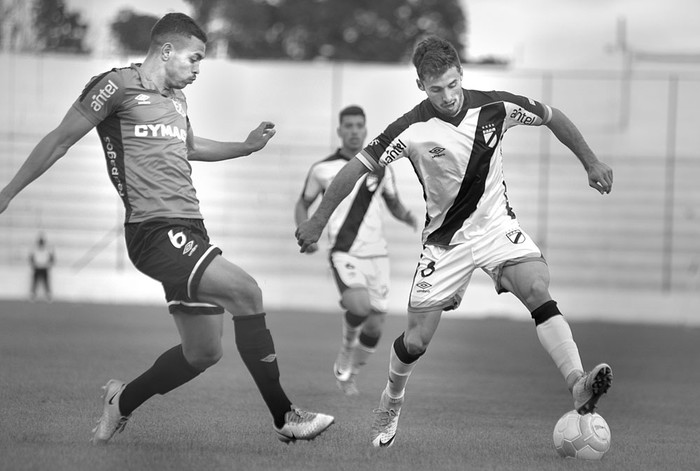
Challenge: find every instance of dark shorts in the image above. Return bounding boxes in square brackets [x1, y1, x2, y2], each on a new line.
[125, 218, 224, 315]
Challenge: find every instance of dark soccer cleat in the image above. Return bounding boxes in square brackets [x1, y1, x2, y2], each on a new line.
[573, 363, 613, 414]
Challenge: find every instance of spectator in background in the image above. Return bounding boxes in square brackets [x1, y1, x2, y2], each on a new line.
[29, 232, 55, 302]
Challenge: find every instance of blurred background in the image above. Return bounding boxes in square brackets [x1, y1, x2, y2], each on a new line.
[1, 0, 698, 322]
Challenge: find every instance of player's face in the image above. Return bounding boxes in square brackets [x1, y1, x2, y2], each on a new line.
[337, 115, 367, 153]
[418, 66, 464, 117]
[164, 36, 206, 89]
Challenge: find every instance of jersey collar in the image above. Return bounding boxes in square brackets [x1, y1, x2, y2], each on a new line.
[131, 63, 176, 98]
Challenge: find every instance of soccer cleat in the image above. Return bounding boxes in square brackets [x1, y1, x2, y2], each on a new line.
[370, 390, 403, 448]
[336, 373, 360, 396]
[274, 406, 335, 443]
[333, 347, 352, 382]
[573, 363, 613, 414]
[91, 379, 130, 445]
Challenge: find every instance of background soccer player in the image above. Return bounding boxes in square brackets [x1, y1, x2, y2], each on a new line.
[296, 36, 613, 447]
[295, 105, 416, 396]
[0, 12, 333, 444]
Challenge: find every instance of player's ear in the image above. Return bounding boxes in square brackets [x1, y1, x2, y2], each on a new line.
[161, 43, 173, 61]
[416, 79, 424, 91]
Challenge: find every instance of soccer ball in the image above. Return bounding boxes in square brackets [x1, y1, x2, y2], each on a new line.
[552, 410, 611, 460]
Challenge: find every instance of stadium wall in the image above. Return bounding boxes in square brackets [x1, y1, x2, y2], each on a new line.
[0, 53, 698, 323]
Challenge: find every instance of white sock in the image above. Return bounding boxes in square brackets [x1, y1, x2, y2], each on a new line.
[536, 315, 584, 387]
[385, 344, 418, 399]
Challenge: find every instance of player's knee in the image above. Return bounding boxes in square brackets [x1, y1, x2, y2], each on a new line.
[184, 345, 223, 370]
[523, 277, 550, 306]
[227, 275, 263, 313]
[404, 333, 428, 356]
[362, 312, 386, 337]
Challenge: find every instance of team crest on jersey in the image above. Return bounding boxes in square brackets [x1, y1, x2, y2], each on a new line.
[365, 173, 379, 192]
[506, 229, 526, 244]
[482, 123, 499, 148]
[171, 99, 186, 117]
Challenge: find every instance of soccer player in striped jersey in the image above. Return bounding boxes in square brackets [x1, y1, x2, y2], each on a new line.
[295, 105, 417, 396]
[296, 36, 613, 447]
[0, 13, 333, 444]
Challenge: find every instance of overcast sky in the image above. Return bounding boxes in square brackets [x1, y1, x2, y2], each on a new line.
[65, 0, 700, 70]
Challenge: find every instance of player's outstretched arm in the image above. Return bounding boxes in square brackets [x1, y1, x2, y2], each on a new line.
[188, 121, 276, 161]
[295, 158, 369, 253]
[546, 107, 613, 195]
[0, 107, 94, 214]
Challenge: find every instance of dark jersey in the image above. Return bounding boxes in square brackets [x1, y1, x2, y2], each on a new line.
[72, 64, 202, 223]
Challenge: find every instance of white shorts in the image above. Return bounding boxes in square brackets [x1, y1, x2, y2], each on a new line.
[409, 222, 544, 313]
[330, 251, 390, 313]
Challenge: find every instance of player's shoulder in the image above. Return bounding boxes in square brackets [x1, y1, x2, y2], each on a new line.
[78, 65, 135, 101]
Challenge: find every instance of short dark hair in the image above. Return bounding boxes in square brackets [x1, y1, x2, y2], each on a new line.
[339, 105, 365, 123]
[150, 13, 207, 46]
[412, 36, 461, 81]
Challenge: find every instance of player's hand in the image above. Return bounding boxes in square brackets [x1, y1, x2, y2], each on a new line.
[304, 242, 319, 254]
[295, 218, 323, 253]
[587, 161, 613, 195]
[245, 121, 276, 153]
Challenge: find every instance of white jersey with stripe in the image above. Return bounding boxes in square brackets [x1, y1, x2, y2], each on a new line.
[356, 89, 552, 246]
[301, 149, 397, 257]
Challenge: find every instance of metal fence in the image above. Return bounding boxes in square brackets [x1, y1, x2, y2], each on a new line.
[1, 54, 698, 293]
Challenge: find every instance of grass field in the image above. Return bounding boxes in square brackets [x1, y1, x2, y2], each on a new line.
[1, 300, 699, 471]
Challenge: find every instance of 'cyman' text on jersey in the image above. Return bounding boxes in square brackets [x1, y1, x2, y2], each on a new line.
[72, 64, 201, 223]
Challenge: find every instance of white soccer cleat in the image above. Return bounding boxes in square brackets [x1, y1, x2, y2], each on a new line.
[573, 363, 613, 414]
[333, 347, 352, 382]
[91, 379, 130, 445]
[336, 373, 360, 396]
[370, 390, 403, 448]
[274, 406, 334, 443]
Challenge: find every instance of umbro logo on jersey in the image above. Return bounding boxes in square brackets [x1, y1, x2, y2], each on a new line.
[260, 354, 277, 363]
[416, 281, 432, 291]
[134, 94, 151, 104]
[428, 146, 445, 158]
[183, 240, 198, 256]
[481, 123, 499, 148]
[506, 229, 526, 244]
[368, 138, 380, 146]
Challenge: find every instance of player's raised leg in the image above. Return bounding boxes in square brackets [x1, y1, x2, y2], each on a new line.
[500, 260, 612, 414]
[198, 255, 334, 441]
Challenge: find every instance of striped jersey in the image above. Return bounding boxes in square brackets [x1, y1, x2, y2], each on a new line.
[72, 63, 201, 223]
[356, 89, 552, 246]
[301, 149, 397, 257]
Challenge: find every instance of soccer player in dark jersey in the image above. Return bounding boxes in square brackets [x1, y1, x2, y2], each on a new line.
[296, 36, 613, 447]
[0, 13, 333, 444]
[294, 105, 416, 396]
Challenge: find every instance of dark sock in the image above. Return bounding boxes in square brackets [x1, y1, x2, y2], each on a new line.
[358, 331, 380, 348]
[119, 344, 202, 417]
[233, 313, 292, 429]
[344, 310, 365, 327]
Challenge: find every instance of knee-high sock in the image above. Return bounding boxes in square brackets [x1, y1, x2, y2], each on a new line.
[532, 301, 584, 389]
[349, 331, 380, 373]
[386, 333, 423, 399]
[119, 344, 202, 417]
[233, 313, 292, 428]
